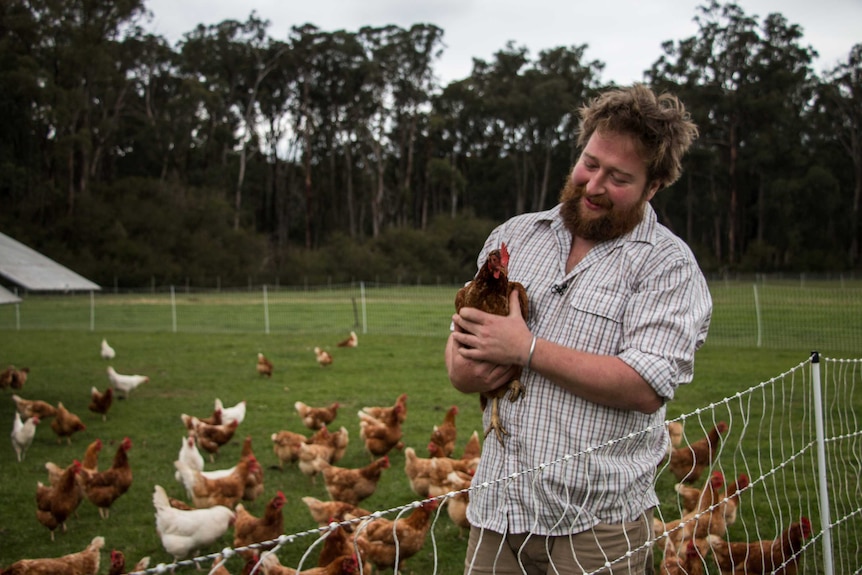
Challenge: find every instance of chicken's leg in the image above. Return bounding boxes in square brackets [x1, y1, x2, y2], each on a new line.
[484, 379, 525, 446]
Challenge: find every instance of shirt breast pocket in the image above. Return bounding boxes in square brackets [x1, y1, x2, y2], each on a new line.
[566, 285, 628, 351]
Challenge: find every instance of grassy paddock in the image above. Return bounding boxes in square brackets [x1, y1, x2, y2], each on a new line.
[0, 301, 858, 571]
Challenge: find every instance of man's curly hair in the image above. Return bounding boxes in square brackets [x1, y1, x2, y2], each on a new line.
[577, 84, 699, 190]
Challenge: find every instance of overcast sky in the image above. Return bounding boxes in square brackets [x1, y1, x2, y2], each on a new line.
[143, 0, 861, 86]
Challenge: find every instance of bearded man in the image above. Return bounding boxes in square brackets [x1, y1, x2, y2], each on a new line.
[446, 84, 712, 575]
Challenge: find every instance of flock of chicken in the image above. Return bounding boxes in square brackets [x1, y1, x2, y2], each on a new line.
[3, 333, 478, 575]
[655, 420, 812, 574]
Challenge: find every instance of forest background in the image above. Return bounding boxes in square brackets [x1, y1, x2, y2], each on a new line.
[1, 0, 861, 289]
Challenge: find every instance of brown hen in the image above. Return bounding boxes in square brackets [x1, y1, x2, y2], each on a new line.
[455, 242, 529, 445]
[707, 516, 812, 575]
[82, 437, 133, 519]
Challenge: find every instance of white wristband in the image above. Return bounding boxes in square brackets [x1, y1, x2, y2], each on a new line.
[525, 335, 537, 371]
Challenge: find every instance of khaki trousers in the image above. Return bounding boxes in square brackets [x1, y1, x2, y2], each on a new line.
[463, 510, 654, 575]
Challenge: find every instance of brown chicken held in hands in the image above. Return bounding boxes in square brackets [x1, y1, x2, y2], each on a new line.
[50, 402, 86, 445]
[455, 242, 529, 446]
[2, 535, 105, 575]
[707, 516, 812, 575]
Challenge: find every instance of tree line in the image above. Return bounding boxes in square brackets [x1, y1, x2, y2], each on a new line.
[1, 0, 860, 288]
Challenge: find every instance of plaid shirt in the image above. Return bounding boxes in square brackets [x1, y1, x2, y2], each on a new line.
[466, 202, 712, 536]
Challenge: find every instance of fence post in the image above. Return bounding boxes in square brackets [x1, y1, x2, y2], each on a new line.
[360, 281, 368, 334]
[263, 284, 270, 335]
[810, 351, 835, 575]
[14, 287, 20, 330]
[753, 284, 762, 348]
[90, 290, 95, 332]
[170, 285, 177, 333]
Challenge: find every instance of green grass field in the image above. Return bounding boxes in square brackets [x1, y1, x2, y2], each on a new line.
[0, 298, 858, 572]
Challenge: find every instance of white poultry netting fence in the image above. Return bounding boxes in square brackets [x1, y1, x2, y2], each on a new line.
[121, 353, 861, 575]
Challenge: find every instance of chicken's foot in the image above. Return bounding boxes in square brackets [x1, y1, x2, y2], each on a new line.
[484, 396, 509, 446]
[483, 379, 526, 447]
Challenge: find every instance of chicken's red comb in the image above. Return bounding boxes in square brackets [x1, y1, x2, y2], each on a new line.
[800, 516, 812, 537]
[500, 242, 510, 267]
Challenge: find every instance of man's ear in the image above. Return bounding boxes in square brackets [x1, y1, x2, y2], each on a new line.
[645, 181, 661, 202]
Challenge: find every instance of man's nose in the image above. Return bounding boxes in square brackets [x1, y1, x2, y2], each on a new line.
[584, 172, 607, 195]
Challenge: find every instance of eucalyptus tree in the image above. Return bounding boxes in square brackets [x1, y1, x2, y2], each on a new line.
[176, 12, 281, 230]
[288, 23, 344, 248]
[24, 0, 148, 215]
[448, 42, 602, 219]
[428, 77, 485, 218]
[523, 45, 603, 212]
[305, 29, 375, 240]
[356, 25, 398, 237]
[815, 44, 862, 266]
[255, 38, 298, 249]
[469, 42, 531, 215]
[115, 32, 183, 181]
[648, 1, 817, 269]
[385, 23, 444, 229]
[0, 0, 41, 215]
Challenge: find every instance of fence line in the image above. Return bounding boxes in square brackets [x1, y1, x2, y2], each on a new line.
[3, 280, 861, 351]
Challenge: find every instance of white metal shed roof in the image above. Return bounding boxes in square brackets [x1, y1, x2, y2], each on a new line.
[0, 284, 22, 304]
[0, 231, 101, 292]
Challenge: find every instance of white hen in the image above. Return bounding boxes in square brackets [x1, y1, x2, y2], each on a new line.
[11, 412, 39, 462]
[100, 338, 116, 360]
[152, 484, 235, 562]
[213, 398, 246, 426]
[174, 434, 205, 484]
[106, 366, 149, 398]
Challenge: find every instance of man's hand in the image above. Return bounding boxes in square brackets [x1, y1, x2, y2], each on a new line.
[452, 290, 531, 367]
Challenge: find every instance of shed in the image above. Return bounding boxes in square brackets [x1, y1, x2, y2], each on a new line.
[0, 232, 101, 301]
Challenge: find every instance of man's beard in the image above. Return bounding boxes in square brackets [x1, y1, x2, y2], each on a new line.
[559, 178, 647, 241]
